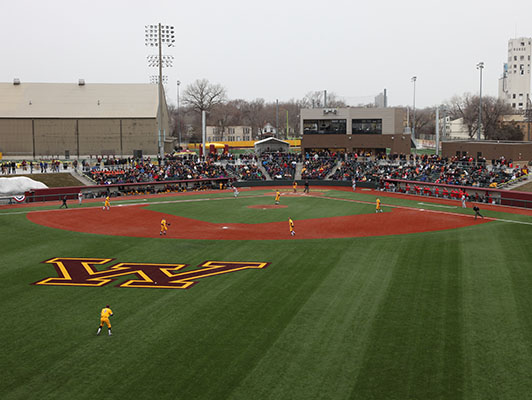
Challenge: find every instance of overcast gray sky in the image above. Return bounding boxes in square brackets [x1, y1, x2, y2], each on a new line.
[2, 0, 531, 108]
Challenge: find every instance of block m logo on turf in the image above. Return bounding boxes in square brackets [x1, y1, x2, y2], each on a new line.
[33, 258, 270, 289]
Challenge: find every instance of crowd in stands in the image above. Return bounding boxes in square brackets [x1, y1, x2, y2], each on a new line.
[331, 153, 528, 189]
[1, 160, 66, 174]
[380, 180, 500, 204]
[225, 163, 266, 181]
[301, 151, 340, 179]
[77, 151, 532, 189]
[2, 150, 528, 192]
[1, 161, 19, 175]
[261, 152, 300, 180]
[88, 157, 230, 185]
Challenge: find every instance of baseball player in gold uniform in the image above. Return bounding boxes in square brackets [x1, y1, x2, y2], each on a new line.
[97, 305, 113, 336]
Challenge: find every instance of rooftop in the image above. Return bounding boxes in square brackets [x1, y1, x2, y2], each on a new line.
[0, 82, 159, 119]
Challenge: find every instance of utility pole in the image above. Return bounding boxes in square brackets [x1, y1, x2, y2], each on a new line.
[202, 110, 206, 160]
[286, 110, 289, 139]
[276, 99, 279, 139]
[526, 94, 531, 141]
[435, 107, 440, 156]
[442, 108, 447, 140]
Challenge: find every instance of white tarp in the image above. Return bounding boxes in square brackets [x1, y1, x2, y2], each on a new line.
[0, 177, 48, 195]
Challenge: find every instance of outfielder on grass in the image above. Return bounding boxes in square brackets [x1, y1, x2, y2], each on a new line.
[275, 190, 281, 205]
[97, 305, 113, 336]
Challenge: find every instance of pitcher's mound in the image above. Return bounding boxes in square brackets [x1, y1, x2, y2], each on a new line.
[247, 204, 288, 209]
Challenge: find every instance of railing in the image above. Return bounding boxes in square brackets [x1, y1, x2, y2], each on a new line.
[0, 196, 17, 205]
[383, 178, 532, 209]
[23, 177, 230, 203]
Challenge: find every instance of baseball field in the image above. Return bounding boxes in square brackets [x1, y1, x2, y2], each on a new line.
[1, 186, 532, 400]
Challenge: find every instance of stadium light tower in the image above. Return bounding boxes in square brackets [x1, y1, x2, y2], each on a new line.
[145, 23, 175, 158]
[476, 62, 484, 141]
[177, 80, 181, 147]
[411, 76, 417, 141]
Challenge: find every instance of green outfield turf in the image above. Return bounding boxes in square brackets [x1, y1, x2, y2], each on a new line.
[146, 194, 378, 223]
[1, 188, 532, 400]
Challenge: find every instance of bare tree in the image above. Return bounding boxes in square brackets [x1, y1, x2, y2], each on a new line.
[300, 91, 347, 108]
[182, 79, 227, 113]
[241, 98, 267, 139]
[209, 100, 244, 141]
[414, 107, 437, 137]
[281, 101, 301, 138]
[447, 93, 514, 139]
[481, 97, 514, 140]
[496, 121, 523, 140]
[447, 93, 478, 138]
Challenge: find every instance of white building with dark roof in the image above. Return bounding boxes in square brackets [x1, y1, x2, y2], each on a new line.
[499, 37, 532, 111]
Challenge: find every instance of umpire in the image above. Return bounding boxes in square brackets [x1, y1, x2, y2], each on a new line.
[473, 206, 483, 219]
[59, 195, 68, 209]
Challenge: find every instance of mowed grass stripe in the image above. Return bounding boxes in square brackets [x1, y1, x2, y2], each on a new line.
[167, 241, 342, 399]
[348, 229, 466, 400]
[228, 237, 401, 400]
[461, 223, 532, 399]
[146, 195, 375, 224]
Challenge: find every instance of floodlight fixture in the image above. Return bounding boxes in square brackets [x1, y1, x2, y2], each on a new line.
[149, 75, 168, 84]
[144, 24, 175, 47]
[147, 55, 174, 68]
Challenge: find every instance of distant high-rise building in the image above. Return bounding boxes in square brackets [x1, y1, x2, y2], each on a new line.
[374, 89, 387, 108]
[499, 37, 532, 111]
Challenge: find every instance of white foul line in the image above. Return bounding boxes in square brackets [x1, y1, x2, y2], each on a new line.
[417, 202, 457, 209]
[313, 194, 532, 227]
[2, 192, 532, 227]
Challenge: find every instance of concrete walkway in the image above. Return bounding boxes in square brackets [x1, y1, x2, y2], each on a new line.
[325, 160, 342, 179]
[257, 163, 271, 180]
[294, 163, 303, 180]
[1, 165, 94, 186]
[501, 176, 530, 191]
[71, 169, 95, 186]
